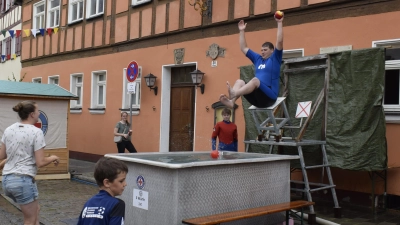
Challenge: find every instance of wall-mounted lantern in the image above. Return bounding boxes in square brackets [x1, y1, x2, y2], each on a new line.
[190, 69, 205, 94]
[144, 73, 158, 96]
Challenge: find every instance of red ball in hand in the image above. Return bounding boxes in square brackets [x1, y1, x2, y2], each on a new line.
[210, 150, 219, 159]
[274, 11, 283, 19]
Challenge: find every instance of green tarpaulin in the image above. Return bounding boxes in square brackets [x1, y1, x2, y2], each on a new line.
[241, 47, 387, 171]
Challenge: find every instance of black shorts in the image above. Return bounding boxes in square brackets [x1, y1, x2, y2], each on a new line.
[243, 88, 276, 108]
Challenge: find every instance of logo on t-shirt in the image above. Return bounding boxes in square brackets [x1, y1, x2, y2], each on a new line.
[258, 64, 266, 69]
[81, 206, 105, 219]
[34, 110, 49, 135]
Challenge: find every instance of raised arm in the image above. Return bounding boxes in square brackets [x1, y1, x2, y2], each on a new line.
[238, 20, 249, 55]
[275, 14, 284, 50]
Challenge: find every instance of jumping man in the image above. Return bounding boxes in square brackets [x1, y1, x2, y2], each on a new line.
[220, 13, 284, 108]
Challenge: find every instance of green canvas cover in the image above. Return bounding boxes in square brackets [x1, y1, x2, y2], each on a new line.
[241, 47, 387, 171]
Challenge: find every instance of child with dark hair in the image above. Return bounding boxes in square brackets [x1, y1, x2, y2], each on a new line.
[78, 157, 128, 225]
[211, 108, 238, 152]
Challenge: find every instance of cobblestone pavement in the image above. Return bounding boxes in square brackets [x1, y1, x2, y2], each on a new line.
[1, 159, 400, 225]
[38, 179, 98, 225]
[0, 159, 98, 225]
[0, 179, 98, 225]
[0, 193, 23, 225]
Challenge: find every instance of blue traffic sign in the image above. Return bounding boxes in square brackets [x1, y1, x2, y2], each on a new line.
[126, 61, 139, 82]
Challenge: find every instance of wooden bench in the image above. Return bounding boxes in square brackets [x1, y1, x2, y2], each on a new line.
[182, 200, 314, 225]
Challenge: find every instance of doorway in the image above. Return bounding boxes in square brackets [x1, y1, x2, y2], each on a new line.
[169, 66, 196, 151]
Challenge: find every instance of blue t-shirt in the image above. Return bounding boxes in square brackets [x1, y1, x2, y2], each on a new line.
[78, 190, 125, 225]
[246, 48, 283, 99]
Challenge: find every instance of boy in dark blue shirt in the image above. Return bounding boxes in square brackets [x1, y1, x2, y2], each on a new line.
[220, 13, 285, 109]
[78, 157, 128, 225]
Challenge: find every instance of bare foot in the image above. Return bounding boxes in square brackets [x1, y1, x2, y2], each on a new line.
[226, 81, 236, 100]
[219, 94, 234, 108]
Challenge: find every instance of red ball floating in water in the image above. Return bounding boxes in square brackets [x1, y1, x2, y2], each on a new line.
[210, 150, 219, 159]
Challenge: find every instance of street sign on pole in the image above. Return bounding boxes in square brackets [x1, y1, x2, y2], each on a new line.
[127, 82, 136, 94]
[126, 61, 139, 82]
[126, 60, 139, 126]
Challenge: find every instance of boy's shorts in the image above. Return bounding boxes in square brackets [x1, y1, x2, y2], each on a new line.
[243, 88, 276, 108]
[2, 174, 39, 205]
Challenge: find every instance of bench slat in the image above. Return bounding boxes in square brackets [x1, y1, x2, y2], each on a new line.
[182, 200, 314, 225]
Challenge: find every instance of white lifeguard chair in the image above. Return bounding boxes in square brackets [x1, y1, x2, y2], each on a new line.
[248, 97, 294, 143]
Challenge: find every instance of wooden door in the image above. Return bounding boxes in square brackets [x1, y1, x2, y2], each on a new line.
[169, 87, 195, 151]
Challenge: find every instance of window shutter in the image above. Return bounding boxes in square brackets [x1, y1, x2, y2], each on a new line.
[0, 0, 4, 13]
[15, 34, 21, 55]
[6, 37, 11, 56]
[3, 0, 7, 12]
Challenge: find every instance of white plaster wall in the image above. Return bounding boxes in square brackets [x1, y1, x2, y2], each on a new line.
[0, 7, 22, 81]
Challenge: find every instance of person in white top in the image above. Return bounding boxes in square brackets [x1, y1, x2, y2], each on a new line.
[0, 100, 60, 225]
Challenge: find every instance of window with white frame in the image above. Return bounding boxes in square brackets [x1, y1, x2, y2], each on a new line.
[5, 0, 9, 12]
[70, 74, 83, 108]
[283, 49, 304, 59]
[68, 0, 84, 24]
[47, 0, 60, 28]
[15, 32, 22, 56]
[0, 40, 5, 62]
[0, 0, 11, 13]
[1, 37, 12, 60]
[32, 77, 42, 83]
[132, 0, 152, 7]
[373, 39, 400, 114]
[10, 37, 15, 58]
[91, 71, 106, 108]
[33, 1, 46, 30]
[86, 0, 104, 19]
[122, 67, 142, 111]
[5, 37, 11, 57]
[48, 75, 59, 85]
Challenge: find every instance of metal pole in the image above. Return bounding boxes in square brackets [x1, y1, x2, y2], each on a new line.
[130, 93, 133, 127]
